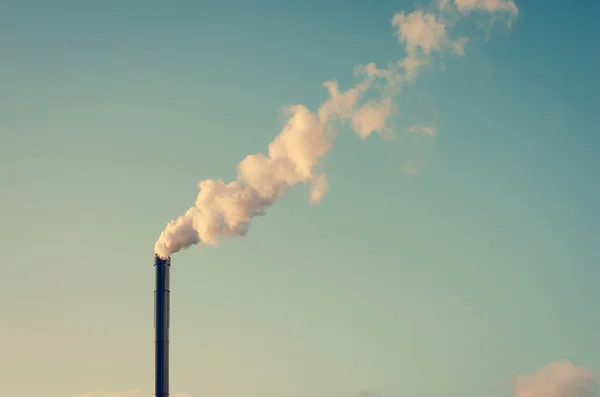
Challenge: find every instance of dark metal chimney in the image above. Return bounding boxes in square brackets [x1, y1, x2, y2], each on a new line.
[154, 254, 170, 397]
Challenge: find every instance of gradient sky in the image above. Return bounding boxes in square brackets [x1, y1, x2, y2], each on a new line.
[1, 1, 599, 397]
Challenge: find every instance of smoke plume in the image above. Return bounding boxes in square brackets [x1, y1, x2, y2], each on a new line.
[154, 0, 518, 259]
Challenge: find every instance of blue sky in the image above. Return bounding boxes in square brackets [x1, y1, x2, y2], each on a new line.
[1, 1, 599, 397]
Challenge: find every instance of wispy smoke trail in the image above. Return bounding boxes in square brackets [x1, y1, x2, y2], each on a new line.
[154, 0, 518, 259]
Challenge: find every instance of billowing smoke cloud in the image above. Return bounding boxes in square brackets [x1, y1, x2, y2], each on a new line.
[154, 0, 518, 259]
[512, 360, 597, 397]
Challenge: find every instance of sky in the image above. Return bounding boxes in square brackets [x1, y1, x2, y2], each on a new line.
[1, 1, 599, 397]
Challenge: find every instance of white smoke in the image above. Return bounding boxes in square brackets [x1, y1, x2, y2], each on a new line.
[154, 0, 518, 259]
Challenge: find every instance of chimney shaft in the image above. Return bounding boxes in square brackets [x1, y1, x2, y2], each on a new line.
[154, 255, 170, 397]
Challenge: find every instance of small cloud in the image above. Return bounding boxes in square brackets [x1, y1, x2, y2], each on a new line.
[351, 97, 394, 139]
[512, 360, 597, 397]
[356, 62, 403, 89]
[309, 173, 328, 204]
[393, 11, 449, 56]
[454, 0, 519, 16]
[408, 124, 436, 137]
[318, 80, 369, 123]
[392, 10, 470, 80]
[454, 0, 518, 30]
[451, 36, 470, 55]
[400, 55, 430, 80]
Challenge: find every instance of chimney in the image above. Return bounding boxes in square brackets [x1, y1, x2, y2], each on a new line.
[154, 254, 170, 397]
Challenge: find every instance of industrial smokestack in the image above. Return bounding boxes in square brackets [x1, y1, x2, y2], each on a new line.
[154, 255, 170, 397]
